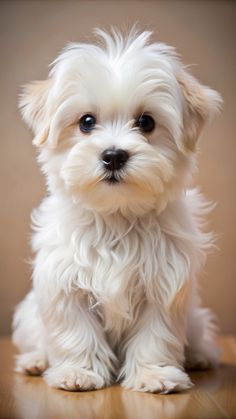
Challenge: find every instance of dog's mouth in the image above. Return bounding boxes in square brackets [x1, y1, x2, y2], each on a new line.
[103, 172, 124, 185]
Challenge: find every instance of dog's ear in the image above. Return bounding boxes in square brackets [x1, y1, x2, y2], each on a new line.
[177, 70, 222, 153]
[19, 79, 52, 146]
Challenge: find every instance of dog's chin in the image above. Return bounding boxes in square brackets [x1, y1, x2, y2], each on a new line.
[68, 174, 169, 217]
[60, 156, 176, 216]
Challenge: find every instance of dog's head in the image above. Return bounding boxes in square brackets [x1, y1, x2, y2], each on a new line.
[20, 29, 222, 216]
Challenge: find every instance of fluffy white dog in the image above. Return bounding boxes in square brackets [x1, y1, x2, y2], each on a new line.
[12, 29, 222, 393]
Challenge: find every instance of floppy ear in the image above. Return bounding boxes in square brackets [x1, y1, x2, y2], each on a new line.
[19, 79, 52, 146]
[177, 71, 222, 153]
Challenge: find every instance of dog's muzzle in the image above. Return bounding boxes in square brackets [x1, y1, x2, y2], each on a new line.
[101, 148, 129, 183]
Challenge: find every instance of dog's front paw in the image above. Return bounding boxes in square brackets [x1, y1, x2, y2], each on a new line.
[122, 365, 193, 393]
[44, 365, 110, 391]
[15, 351, 48, 376]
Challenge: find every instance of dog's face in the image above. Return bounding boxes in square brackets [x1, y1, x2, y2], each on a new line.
[20, 30, 221, 216]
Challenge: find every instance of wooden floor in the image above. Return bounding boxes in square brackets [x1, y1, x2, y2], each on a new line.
[0, 337, 236, 419]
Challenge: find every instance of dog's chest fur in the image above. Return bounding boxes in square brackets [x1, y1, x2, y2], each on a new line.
[32, 192, 204, 336]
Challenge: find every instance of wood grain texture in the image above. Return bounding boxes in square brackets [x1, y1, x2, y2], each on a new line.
[0, 336, 235, 419]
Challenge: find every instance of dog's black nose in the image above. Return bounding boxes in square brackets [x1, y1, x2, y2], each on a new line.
[101, 148, 129, 171]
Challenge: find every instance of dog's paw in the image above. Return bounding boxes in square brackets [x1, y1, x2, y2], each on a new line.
[122, 365, 193, 393]
[15, 351, 48, 376]
[44, 365, 109, 391]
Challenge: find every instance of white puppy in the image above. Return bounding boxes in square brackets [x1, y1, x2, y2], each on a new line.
[12, 29, 222, 393]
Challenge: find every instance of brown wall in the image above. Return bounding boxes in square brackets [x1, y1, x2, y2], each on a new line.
[0, 1, 235, 335]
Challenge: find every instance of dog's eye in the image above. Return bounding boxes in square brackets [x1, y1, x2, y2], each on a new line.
[136, 114, 155, 133]
[79, 114, 96, 133]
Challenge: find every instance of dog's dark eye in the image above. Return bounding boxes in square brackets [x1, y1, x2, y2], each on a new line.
[136, 114, 155, 133]
[79, 114, 96, 133]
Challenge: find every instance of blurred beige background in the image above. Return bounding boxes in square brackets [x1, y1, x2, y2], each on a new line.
[0, 0, 235, 335]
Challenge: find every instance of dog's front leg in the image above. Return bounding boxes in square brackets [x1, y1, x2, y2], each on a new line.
[121, 299, 193, 393]
[38, 291, 116, 391]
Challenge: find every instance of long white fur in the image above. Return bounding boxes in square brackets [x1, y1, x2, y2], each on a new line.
[12, 28, 222, 393]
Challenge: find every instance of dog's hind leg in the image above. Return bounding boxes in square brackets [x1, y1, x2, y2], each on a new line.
[185, 306, 220, 370]
[12, 290, 48, 375]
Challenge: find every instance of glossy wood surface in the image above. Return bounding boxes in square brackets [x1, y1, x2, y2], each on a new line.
[0, 336, 236, 419]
